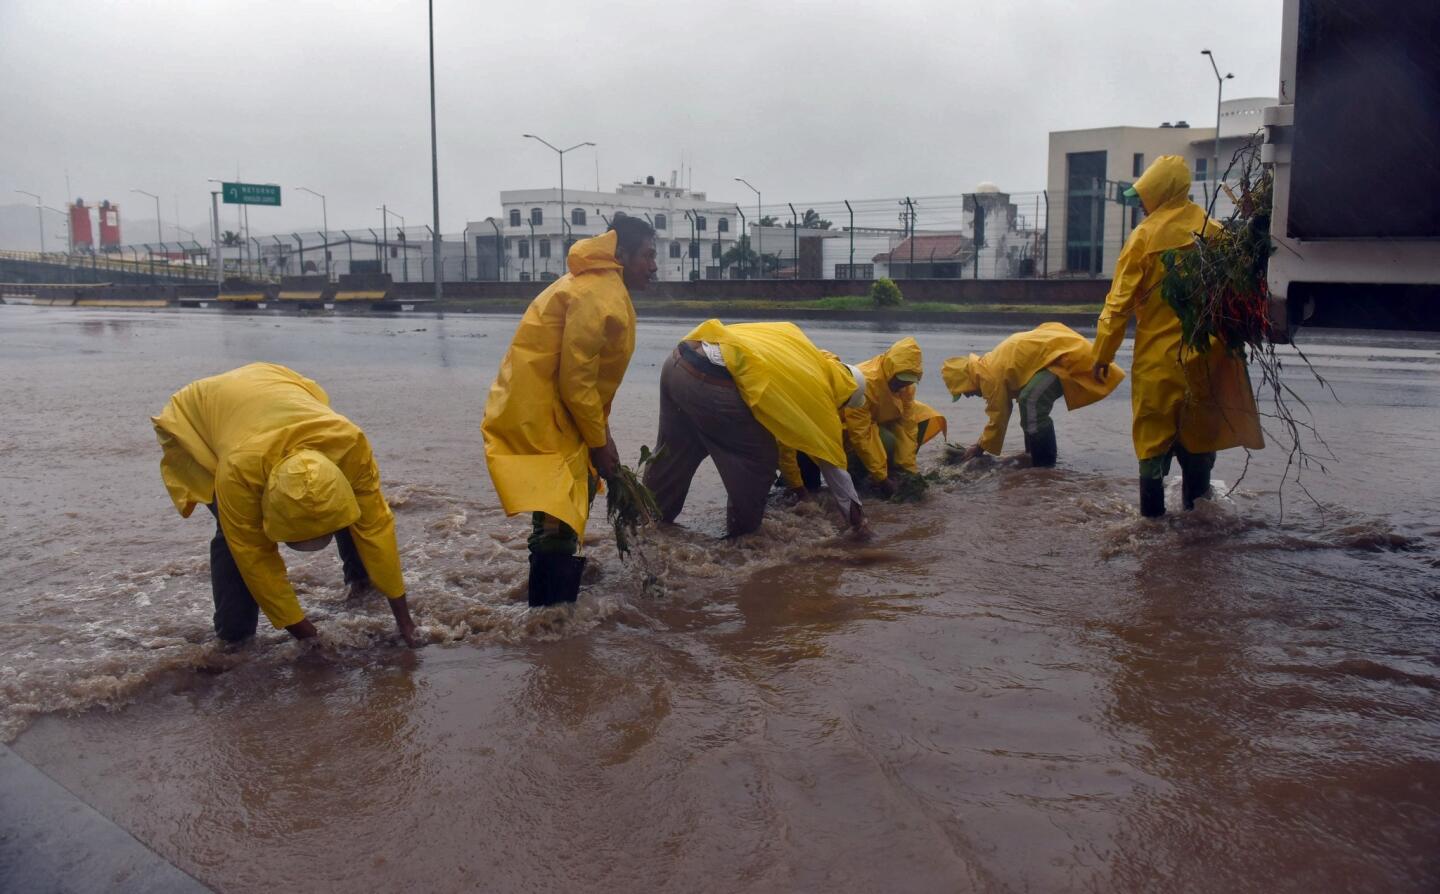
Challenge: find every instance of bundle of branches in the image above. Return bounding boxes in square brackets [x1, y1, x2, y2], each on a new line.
[604, 444, 663, 562]
[1157, 138, 1335, 512]
[1158, 141, 1275, 359]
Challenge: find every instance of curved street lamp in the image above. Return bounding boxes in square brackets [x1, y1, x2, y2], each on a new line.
[1200, 49, 1234, 207]
[523, 134, 595, 247]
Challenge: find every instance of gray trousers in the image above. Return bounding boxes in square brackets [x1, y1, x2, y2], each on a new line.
[642, 350, 778, 538]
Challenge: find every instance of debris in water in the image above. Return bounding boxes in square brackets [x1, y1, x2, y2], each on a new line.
[605, 444, 663, 562]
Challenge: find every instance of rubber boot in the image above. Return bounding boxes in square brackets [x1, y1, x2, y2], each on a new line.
[1028, 427, 1058, 468]
[527, 553, 587, 607]
[1139, 477, 1166, 518]
[1180, 466, 1215, 509]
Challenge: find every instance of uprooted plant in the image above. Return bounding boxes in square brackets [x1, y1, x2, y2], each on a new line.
[604, 444, 664, 592]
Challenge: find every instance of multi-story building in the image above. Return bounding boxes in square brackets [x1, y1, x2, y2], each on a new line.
[1045, 97, 1275, 277]
[466, 176, 745, 282]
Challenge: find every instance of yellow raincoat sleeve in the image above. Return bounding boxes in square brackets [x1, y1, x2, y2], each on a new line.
[843, 405, 889, 481]
[977, 382, 1013, 455]
[335, 438, 405, 599]
[558, 294, 619, 450]
[1093, 234, 1148, 367]
[215, 460, 306, 630]
[777, 445, 804, 488]
[889, 389, 922, 473]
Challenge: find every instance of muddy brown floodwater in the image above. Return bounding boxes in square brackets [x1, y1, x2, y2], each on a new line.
[1, 305, 1438, 892]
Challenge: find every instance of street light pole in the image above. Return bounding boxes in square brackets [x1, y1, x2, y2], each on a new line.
[131, 188, 162, 245]
[210, 190, 222, 288]
[1201, 49, 1233, 210]
[298, 187, 329, 281]
[735, 178, 761, 279]
[16, 190, 44, 254]
[523, 134, 595, 253]
[428, 0, 442, 300]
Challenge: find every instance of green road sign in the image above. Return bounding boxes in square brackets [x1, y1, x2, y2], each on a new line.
[221, 182, 281, 206]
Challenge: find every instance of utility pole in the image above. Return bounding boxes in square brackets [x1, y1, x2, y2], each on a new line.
[844, 199, 854, 278]
[1201, 49, 1233, 213]
[905, 197, 916, 275]
[428, 0, 443, 300]
[16, 190, 44, 254]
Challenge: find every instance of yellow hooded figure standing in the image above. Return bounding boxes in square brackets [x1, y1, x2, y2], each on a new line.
[482, 219, 656, 606]
[644, 320, 872, 537]
[152, 362, 415, 645]
[1092, 154, 1263, 516]
[844, 337, 948, 489]
[941, 322, 1123, 466]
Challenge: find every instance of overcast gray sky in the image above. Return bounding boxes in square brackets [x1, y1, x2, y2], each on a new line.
[0, 0, 1281, 240]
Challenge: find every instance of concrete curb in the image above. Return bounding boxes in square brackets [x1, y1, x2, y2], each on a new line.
[0, 745, 210, 893]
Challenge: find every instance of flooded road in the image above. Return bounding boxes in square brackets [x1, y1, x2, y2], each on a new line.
[2, 305, 1437, 892]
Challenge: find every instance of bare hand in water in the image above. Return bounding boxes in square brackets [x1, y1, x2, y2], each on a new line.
[962, 444, 984, 462]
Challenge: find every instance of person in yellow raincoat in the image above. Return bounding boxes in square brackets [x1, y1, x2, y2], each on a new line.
[842, 336, 948, 496]
[643, 320, 872, 538]
[152, 362, 417, 646]
[942, 322, 1124, 467]
[481, 217, 657, 606]
[1091, 155, 1263, 517]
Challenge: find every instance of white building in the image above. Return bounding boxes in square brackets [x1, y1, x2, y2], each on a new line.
[1045, 97, 1275, 277]
[466, 175, 746, 282]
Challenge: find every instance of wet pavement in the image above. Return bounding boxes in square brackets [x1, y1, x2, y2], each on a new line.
[1, 305, 1437, 892]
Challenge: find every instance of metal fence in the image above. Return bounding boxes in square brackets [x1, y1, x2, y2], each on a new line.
[10, 182, 1162, 284]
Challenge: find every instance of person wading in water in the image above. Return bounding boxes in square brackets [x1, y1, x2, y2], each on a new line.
[481, 215, 657, 606]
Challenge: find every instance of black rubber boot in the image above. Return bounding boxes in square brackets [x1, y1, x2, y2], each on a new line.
[1181, 468, 1211, 510]
[1139, 477, 1166, 518]
[527, 553, 587, 607]
[1028, 427, 1058, 468]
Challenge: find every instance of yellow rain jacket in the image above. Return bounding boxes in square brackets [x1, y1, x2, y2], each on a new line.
[482, 231, 637, 537]
[844, 337, 948, 479]
[1092, 155, 1263, 460]
[685, 320, 858, 480]
[152, 362, 405, 629]
[941, 322, 1124, 455]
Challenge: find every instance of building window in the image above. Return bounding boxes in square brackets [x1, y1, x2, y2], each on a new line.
[541, 272, 558, 281]
[520, 271, 531, 282]
[654, 214, 667, 231]
[530, 207, 543, 225]
[1064, 150, 1107, 273]
[669, 241, 681, 258]
[711, 242, 721, 259]
[518, 239, 530, 259]
[835, 263, 875, 279]
[696, 215, 707, 231]
[571, 208, 586, 226]
[539, 239, 551, 258]
[688, 241, 699, 259]
[718, 218, 729, 233]
[1133, 153, 1144, 177]
[509, 209, 521, 227]
[1193, 157, 1208, 182]
[654, 190, 660, 197]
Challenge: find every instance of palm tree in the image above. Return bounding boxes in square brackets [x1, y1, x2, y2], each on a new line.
[719, 236, 780, 278]
[801, 208, 832, 229]
[220, 230, 242, 247]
